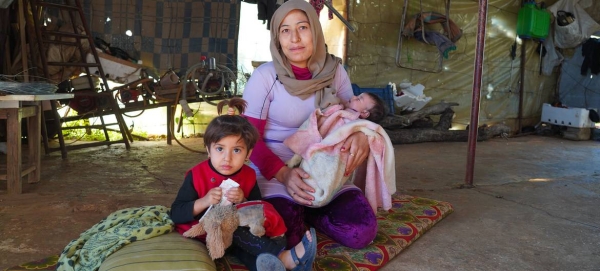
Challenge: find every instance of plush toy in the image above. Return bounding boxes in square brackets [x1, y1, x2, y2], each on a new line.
[183, 204, 238, 259]
[183, 200, 287, 260]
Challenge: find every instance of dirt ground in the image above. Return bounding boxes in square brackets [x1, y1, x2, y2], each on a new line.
[0, 139, 208, 269]
[2, 135, 600, 271]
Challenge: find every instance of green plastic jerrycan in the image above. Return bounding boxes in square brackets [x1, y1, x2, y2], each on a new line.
[517, 1, 551, 41]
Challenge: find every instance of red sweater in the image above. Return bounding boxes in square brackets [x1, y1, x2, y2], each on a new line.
[174, 160, 256, 239]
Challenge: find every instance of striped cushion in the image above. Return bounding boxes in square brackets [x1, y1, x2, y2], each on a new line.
[99, 232, 216, 271]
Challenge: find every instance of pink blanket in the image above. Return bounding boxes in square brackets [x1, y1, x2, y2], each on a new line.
[284, 105, 396, 211]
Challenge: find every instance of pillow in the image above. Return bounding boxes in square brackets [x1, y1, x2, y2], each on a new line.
[99, 232, 216, 271]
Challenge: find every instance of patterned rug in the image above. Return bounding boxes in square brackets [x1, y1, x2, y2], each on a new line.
[3, 194, 453, 271]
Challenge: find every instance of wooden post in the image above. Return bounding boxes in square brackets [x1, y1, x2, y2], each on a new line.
[27, 104, 41, 184]
[18, 0, 29, 82]
[7, 108, 24, 194]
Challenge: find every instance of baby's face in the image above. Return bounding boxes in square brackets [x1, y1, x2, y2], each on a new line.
[347, 93, 376, 114]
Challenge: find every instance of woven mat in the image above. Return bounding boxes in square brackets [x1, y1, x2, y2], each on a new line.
[4, 194, 453, 271]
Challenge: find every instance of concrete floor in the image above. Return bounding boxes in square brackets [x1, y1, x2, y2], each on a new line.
[1, 135, 599, 270]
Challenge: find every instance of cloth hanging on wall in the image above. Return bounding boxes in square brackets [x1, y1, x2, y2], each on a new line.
[580, 38, 600, 75]
[83, 0, 240, 75]
[243, 0, 285, 30]
[310, 0, 333, 20]
[258, 0, 280, 29]
[541, 27, 564, 76]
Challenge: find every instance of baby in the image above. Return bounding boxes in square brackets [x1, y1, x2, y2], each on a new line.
[332, 92, 386, 123]
[286, 92, 386, 168]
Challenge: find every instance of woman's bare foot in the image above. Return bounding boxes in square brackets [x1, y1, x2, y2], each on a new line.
[278, 230, 313, 270]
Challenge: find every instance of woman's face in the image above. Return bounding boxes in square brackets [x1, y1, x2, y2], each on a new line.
[278, 9, 314, 68]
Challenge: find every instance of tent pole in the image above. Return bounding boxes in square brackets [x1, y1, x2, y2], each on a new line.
[517, 40, 526, 134]
[465, 0, 488, 187]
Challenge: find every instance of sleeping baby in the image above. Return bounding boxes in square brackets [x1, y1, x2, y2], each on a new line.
[285, 92, 386, 168]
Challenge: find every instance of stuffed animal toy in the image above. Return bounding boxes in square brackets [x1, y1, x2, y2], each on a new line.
[183, 200, 287, 260]
[183, 204, 239, 259]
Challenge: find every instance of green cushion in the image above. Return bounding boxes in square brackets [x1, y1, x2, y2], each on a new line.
[98, 232, 216, 271]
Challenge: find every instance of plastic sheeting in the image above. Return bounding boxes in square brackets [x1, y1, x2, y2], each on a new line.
[343, 0, 561, 131]
[558, 38, 600, 111]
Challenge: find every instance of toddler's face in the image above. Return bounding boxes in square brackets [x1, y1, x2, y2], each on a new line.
[207, 135, 251, 176]
[347, 93, 376, 116]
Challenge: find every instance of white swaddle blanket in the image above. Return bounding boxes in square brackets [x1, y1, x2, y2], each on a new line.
[284, 105, 396, 211]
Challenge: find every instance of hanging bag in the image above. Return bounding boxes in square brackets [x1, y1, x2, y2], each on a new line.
[548, 0, 600, 48]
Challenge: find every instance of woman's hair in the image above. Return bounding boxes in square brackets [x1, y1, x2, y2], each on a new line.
[203, 97, 259, 150]
[364, 92, 387, 123]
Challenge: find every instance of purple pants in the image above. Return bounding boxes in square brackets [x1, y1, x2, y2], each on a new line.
[265, 189, 377, 249]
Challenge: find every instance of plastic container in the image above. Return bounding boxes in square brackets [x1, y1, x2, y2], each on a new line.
[517, 1, 551, 40]
[351, 83, 395, 115]
[541, 103, 596, 128]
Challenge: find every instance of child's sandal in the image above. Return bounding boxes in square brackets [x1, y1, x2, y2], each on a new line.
[290, 228, 317, 271]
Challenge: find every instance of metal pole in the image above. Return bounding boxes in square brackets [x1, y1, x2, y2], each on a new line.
[465, 0, 488, 187]
[518, 41, 526, 134]
[323, 0, 355, 32]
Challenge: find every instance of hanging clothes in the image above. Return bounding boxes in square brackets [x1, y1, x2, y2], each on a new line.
[242, 0, 285, 30]
[580, 38, 600, 75]
[403, 12, 463, 43]
[414, 31, 456, 59]
[310, 0, 333, 20]
[402, 12, 462, 59]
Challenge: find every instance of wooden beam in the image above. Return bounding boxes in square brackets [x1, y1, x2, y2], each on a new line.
[18, 0, 29, 81]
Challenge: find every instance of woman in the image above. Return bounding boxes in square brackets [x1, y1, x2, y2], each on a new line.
[242, 0, 377, 249]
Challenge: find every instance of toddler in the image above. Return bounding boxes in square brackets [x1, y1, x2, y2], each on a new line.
[170, 97, 317, 271]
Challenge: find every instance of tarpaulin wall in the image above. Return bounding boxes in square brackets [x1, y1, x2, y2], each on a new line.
[81, 0, 240, 76]
[342, 0, 561, 131]
[559, 41, 600, 111]
[554, 0, 600, 112]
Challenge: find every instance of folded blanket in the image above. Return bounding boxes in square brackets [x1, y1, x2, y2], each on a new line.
[56, 205, 174, 271]
[284, 106, 396, 211]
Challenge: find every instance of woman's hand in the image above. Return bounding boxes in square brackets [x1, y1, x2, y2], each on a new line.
[341, 132, 369, 175]
[275, 166, 314, 206]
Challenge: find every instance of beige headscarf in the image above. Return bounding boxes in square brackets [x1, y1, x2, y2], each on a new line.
[269, 0, 342, 108]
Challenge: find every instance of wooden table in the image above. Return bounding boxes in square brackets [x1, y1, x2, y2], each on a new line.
[0, 93, 73, 194]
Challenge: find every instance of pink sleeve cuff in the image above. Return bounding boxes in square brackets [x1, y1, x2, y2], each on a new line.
[243, 115, 285, 180]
